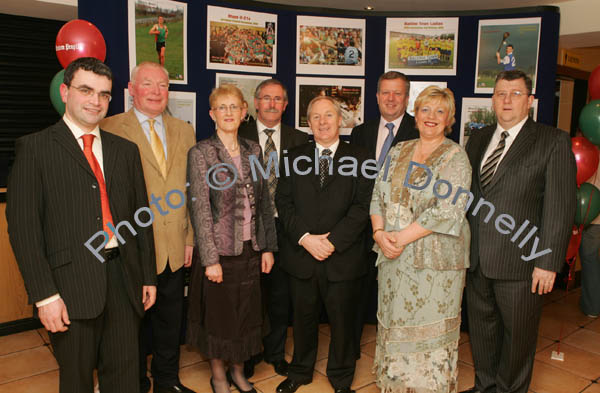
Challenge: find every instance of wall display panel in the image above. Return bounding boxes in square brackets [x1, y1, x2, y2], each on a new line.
[206, 5, 277, 74]
[216, 73, 271, 123]
[296, 15, 366, 76]
[459, 97, 538, 146]
[474, 17, 541, 94]
[385, 17, 458, 76]
[295, 77, 364, 135]
[125, 89, 196, 128]
[407, 81, 448, 116]
[127, 0, 188, 84]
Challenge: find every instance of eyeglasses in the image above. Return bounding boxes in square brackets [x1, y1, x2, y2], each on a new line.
[258, 95, 285, 104]
[214, 104, 242, 113]
[494, 91, 527, 99]
[69, 85, 112, 102]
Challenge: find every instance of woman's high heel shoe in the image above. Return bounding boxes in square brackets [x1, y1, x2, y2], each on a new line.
[226, 370, 257, 393]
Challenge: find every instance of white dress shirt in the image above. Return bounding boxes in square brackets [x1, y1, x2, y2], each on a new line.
[256, 119, 281, 158]
[480, 116, 529, 172]
[375, 115, 404, 162]
[134, 108, 168, 159]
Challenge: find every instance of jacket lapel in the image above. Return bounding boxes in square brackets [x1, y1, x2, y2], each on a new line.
[369, 119, 380, 157]
[475, 127, 495, 193]
[52, 120, 95, 178]
[164, 114, 180, 176]
[100, 131, 118, 192]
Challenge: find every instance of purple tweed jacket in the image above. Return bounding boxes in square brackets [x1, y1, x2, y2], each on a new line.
[187, 133, 277, 267]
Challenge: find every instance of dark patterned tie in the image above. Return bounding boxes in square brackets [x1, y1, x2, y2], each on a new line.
[377, 122, 396, 168]
[263, 128, 277, 202]
[319, 148, 332, 188]
[480, 131, 510, 191]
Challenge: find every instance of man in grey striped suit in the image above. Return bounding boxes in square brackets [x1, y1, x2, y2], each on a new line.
[7, 57, 157, 393]
[462, 70, 576, 393]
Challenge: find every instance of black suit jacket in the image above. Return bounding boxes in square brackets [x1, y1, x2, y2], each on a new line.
[349, 114, 418, 159]
[465, 118, 576, 280]
[239, 121, 309, 158]
[6, 120, 156, 319]
[275, 141, 374, 281]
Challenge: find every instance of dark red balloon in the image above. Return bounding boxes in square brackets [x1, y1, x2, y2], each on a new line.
[55, 19, 106, 68]
[572, 136, 599, 186]
[590, 65, 600, 101]
[566, 226, 582, 261]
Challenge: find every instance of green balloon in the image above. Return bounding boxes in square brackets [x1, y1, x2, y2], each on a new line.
[579, 100, 600, 146]
[49, 69, 65, 116]
[575, 182, 600, 226]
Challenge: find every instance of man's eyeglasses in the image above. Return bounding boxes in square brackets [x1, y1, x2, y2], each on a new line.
[258, 95, 285, 104]
[494, 91, 527, 100]
[214, 104, 242, 113]
[69, 85, 112, 102]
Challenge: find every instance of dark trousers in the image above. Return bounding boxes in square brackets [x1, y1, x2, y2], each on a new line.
[466, 265, 543, 393]
[354, 250, 378, 358]
[262, 258, 291, 362]
[50, 255, 141, 393]
[139, 263, 184, 387]
[288, 264, 359, 389]
[580, 224, 600, 316]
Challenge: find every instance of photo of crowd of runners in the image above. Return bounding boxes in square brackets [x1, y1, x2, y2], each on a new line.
[298, 25, 363, 66]
[209, 22, 274, 68]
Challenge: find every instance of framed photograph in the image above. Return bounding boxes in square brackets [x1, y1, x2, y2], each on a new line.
[215, 73, 271, 123]
[474, 17, 541, 94]
[124, 89, 196, 129]
[296, 16, 366, 76]
[207, 5, 277, 74]
[459, 97, 538, 146]
[128, 0, 187, 84]
[295, 77, 364, 135]
[385, 17, 458, 75]
[407, 81, 448, 116]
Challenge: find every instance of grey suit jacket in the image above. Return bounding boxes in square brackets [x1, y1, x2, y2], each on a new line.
[6, 120, 156, 319]
[465, 118, 576, 280]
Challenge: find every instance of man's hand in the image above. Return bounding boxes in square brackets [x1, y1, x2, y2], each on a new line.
[142, 285, 157, 311]
[184, 245, 194, 268]
[205, 263, 223, 283]
[531, 267, 556, 295]
[300, 233, 335, 261]
[374, 231, 404, 260]
[262, 252, 275, 274]
[38, 298, 70, 333]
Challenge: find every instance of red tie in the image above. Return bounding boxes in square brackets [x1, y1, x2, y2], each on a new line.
[81, 134, 114, 237]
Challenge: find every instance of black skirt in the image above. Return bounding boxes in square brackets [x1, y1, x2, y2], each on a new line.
[186, 241, 263, 363]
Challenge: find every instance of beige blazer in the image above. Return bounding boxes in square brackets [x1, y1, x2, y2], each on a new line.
[101, 109, 196, 274]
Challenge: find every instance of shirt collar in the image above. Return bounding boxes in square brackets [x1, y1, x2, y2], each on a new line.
[133, 107, 164, 129]
[379, 114, 404, 131]
[316, 139, 340, 156]
[495, 116, 528, 140]
[256, 119, 281, 134]
[63, 114, 101, 141]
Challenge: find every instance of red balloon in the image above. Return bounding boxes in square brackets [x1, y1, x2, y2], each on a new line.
[572, 136, 599, 186]
[566, 226, 582, 261]
[590, 65, 600, 101]
[55, 19, 106, 68]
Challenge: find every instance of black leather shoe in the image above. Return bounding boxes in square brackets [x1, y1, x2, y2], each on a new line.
[244, 358, 255, 379]
[459, 389, 481, 393]
[153, 383, 196, 393]
[334, 388, 355, 393]
[226, 370, 257, 393]
[140, 376, 151, 393]
[276, 378, 307, 393]
[267, 359, 289, 376]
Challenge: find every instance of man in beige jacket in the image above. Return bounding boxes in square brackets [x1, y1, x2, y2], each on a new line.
[101, 61, 196, 393]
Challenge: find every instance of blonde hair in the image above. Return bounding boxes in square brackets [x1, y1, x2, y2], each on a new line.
[306, 95, 341, 119]
[209, 84, 246, 108]
[413, 86, 456, 135]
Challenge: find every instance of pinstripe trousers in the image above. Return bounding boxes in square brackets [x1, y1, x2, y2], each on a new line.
[466, 265, 543, 393]
[49, 255, 141, 393]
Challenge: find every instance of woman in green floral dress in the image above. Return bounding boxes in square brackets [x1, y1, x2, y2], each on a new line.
[370, 86, 472, 393]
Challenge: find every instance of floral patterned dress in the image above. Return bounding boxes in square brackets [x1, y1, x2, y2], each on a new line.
[370, 138, 472, 393]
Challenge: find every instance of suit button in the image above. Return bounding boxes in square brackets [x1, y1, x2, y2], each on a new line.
[92, 184, 97, 189]
[96, 216, 101, 221]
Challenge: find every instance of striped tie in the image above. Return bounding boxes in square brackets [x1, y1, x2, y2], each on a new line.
[480, 131, 509, 191]
[263, 129, 277, 203]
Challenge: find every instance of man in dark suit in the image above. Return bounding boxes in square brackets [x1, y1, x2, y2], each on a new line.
[6, 57, 157, 393]
[350, 71, 418, 354]
[275, 96, 373, 393]
[462, 70, 576, 393]
[239, 78, 308, 378]
[101, 62, 196, 393]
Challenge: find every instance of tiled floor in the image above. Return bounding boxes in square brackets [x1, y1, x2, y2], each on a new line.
[1, 288, 599, 393]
